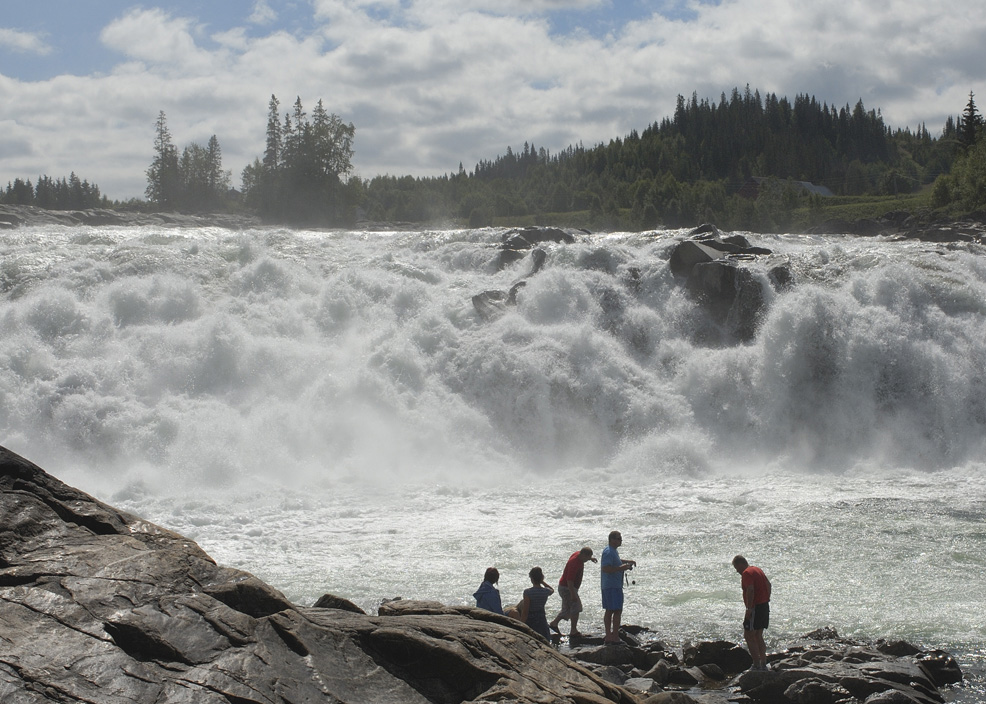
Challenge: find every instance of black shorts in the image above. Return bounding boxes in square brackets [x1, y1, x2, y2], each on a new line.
[743, 602, 769, 631]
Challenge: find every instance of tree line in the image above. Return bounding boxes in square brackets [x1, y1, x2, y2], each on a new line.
[1, 173, 108, 210]
[6, 87, 984, 230]
[353, 88, 984, 230]
[144, 111, 231, 213]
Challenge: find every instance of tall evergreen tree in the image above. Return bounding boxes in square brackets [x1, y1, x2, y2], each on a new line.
[959, 91, 984, 148]
[145, 111, 180, 209]
[263, 95, 282, 173]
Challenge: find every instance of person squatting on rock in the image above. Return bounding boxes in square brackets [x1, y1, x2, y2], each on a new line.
[600, 530, 636, 644]
[474, 567, 505, 615]
[549, 547, 597, 637]
[732, 554, 772, 670]
[519, 567, 555, 639]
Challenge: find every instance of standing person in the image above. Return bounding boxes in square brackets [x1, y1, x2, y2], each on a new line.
[549, 547, 597, 637]
[732, 555, 772, 670]
[600, 530, 636, 644]
[519, 567, 555, 640]
[473, 567, 504, 615]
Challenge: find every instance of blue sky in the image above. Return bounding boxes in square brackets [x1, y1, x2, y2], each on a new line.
[2, 1, 984, 199]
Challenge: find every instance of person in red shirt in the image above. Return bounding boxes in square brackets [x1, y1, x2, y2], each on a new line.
[548, 547, 597, 637]
[732, 555, 772, 670]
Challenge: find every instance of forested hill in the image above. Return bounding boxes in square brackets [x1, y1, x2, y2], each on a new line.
[5, 86, 981, 232]
[358, 86, 971, 230]
[475, 89, 945, 191]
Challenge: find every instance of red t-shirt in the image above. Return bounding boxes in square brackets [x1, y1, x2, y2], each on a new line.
[558, 552, 586, 589]
[741, 566, 771, 605]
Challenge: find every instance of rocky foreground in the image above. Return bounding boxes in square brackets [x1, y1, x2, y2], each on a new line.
[0, 446, 965, 703]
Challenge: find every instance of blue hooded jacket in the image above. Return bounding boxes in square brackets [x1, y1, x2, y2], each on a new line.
[473, 580, 504, 614]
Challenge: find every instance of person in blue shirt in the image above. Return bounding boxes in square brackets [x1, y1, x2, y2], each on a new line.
[519, 566, 555, 639]
[473, 567, 504, 615]
[600, 530, 636, 644]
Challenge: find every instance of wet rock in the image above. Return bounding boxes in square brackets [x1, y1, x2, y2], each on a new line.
[783, 677, 853, 703]
[0, 445, 637, 704]
[624, 676, 660, 694]
[641, 693, 702, 704]
[687, 260, 766, 342]
[684, 638, 754, 674]
[915, 649, 963, 687]
[735, 637, 957, 704]
[473, 248, 547, 320]
[804, 217, 888, 236]
[498, 226, 576, 269]
[312, 593, 366, 613]
[642, 659, 672, 685]
[0, 203, 260, 230]
[668, 226, 773, 343]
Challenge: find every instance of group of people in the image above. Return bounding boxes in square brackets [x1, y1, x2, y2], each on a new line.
[473, 530, 772, 668]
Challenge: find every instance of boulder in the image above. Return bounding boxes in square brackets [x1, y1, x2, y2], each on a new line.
[683, 639, 752, 674]
[473, 248, 546, 320]
[642, 659, 671, 685]
[783, 677, 853, 704]
[667, 227, 773, 342]
[623, 676, 659, 694]
[734, 639, 957, 704]
[498, 227, 576, 269]
[687, 260, 766, 342]
[312, 593, 366, 613]
[0, 445, 637, 704]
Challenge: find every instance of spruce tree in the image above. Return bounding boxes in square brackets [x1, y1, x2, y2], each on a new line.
[145, 111, 180, 209]
[959, 91, 984, 148]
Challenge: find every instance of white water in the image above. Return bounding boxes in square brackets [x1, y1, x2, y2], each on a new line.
[1, 225, 984, 700]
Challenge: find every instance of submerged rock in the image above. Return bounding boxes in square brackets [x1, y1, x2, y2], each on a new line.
[668, 226, 774, 342]
[0, 445, 637, 704]
[498, 226, 577, 269]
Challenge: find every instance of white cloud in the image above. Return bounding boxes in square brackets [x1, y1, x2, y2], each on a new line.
[249, 1, 278, 26]
[99, 8, 218, 76]
[1, 0, 985, 199]
[0, 27, 52, 55]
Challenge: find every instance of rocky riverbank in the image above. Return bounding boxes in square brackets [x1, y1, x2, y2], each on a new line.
[0, 203, 261, 230]
[3, 202, 985, 242]
[0, 445, 966, 703]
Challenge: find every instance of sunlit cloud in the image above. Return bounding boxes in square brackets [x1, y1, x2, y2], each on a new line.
[0, 27, 52, 55]
[1, 0, 984, 199]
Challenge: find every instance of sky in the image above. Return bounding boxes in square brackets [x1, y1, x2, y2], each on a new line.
[1, 1, 984, 201]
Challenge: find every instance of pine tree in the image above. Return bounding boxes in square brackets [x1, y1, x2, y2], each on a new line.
[263, 95, 282, 173]
[959, 91, 984, 148]
[145, 111, 180, 209]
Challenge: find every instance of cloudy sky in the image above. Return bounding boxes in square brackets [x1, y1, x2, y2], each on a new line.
[2, 0, 984, 200]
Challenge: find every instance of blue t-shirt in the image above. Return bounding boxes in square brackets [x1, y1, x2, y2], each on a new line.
[601, 545, 623, 590]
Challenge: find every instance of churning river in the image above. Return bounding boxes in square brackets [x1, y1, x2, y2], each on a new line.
[1, 224, 983, 700]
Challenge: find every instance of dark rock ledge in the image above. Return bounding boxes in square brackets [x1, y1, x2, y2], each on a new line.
[0, 445, 963, 704]
[0, 203, 261, 230]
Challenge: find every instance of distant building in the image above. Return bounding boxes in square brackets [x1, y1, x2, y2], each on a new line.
[737, 177, 834, 199]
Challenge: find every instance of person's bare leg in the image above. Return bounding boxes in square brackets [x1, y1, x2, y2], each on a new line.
[753, 629, 767, 668]
[570, 611, 581, 636]
[743, 629, 765, 668]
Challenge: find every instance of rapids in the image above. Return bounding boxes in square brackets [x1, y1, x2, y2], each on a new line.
[1, 224, 984, 700]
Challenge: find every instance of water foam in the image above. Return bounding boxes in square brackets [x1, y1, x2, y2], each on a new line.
[3, 226, 986, 492]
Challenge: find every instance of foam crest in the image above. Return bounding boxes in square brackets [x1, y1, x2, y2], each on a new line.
[1, 227, 985, 492]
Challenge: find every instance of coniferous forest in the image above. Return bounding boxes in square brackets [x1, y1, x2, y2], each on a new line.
[4, 86, 985, 232]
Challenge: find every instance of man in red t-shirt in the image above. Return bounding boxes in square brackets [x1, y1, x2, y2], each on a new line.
[548, 547, 596, 637]
[732, 555, 772, 670]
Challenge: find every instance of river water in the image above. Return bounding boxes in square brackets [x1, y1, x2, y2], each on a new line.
[1, 224, 983, 700]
